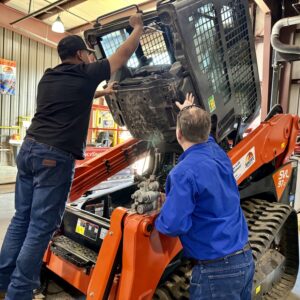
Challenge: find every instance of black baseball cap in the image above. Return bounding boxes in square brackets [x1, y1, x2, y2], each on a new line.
[57, 35, 95, 60]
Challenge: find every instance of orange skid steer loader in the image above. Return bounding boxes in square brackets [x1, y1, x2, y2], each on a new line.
[42, 0, 300, 299]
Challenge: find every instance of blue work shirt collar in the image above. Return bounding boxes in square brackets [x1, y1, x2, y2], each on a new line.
[179, 135, 215, 162]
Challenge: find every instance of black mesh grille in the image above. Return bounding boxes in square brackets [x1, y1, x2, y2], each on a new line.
[189, 1, 258, 121]
[221, 1, 258, 120]
[192, 4, 231, 104]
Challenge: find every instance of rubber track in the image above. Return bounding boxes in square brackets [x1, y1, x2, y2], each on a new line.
[154, 199, 298, 299]
[243, 199, 298, 299]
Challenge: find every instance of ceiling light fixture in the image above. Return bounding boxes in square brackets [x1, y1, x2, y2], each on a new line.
[52, 15, 65, 33]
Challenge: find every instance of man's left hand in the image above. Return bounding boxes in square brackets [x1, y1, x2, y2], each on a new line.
[94, 81, 117, 98]
[103, 81, 117, 95]
[176, 93, 195, 110]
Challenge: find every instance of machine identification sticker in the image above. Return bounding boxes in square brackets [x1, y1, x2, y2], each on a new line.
[233, 147, 256, 181]
[272, 163, 292, 200]
[75, 218, 99, 241]
[208, 95, 216, 113]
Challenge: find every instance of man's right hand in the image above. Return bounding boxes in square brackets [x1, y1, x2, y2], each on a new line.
[129, 13, 143, 29]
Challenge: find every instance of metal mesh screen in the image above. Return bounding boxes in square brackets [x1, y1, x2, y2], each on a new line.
[140, 28, 171, 65]
[101, 25, 171, 68]
[187, 0, 258, 121]
[221, 1, 258, 120]
[191, 4, 231, 104]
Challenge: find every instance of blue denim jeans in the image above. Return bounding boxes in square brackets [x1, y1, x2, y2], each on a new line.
[190, 249, 255, 300]
[0, 139, 75, 300]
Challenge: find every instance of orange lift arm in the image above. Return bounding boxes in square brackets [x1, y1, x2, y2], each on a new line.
[86, 212, 182, 300]
[229, 114, 300, 185]
[69, 138, 149, 202]
[71, 114, 299, 202]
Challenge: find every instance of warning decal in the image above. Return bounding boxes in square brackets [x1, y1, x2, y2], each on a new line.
[75, 218, 99, 241]
[233, 147, 256, 181]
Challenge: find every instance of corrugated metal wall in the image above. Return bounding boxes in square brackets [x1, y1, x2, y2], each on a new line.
[0, 27, 60, 165]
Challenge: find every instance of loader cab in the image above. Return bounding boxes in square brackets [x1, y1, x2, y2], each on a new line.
[84, 0, 261, 147]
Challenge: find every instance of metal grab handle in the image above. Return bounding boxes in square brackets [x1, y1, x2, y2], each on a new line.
[95, 4, 142, 28]
[157, 0, 173, 6]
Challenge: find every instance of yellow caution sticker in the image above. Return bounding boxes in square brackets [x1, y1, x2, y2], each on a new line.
[75, 219, 86, 236]
[208, 95, 216, 113]
[281, 142, 286, 149]
[256, 285, 261, 294]
[75, 218, 100, 240]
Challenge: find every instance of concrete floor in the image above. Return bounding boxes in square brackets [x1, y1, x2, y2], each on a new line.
[0, 190, 300, 299]
[0, 166, 17, 185]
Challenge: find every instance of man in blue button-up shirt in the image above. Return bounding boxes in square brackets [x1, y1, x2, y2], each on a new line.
[155, 94, 255, 299]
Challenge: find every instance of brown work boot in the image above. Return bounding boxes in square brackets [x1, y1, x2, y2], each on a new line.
[0, 291, 6, 300]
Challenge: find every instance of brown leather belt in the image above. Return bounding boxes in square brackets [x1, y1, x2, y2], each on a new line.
[191, 243, 251, 266]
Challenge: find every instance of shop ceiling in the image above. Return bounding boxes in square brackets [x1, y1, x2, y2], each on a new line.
[0, 0, 155, 47]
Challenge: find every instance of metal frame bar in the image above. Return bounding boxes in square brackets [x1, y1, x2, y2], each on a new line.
[278, 27, 297, 113]
[36, 0, 87, 20]
[254, 0, 272, 119]
[10, 0, 69, 25]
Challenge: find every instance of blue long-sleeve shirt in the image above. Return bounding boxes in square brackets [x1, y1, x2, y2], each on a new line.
[155, 136, 248, 260]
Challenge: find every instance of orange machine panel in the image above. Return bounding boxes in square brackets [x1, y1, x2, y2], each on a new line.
[86, 208, 127, 300]
[46, 252, 93, 294]
[116, 213, 182, 300]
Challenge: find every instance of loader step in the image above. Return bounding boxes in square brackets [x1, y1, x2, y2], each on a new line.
[50, 235, 98, 268]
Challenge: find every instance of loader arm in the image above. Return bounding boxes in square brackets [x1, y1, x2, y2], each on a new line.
[69, 139, 148, 202]
[229, 114, 300, 185]
[69, 114, 299, 203]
